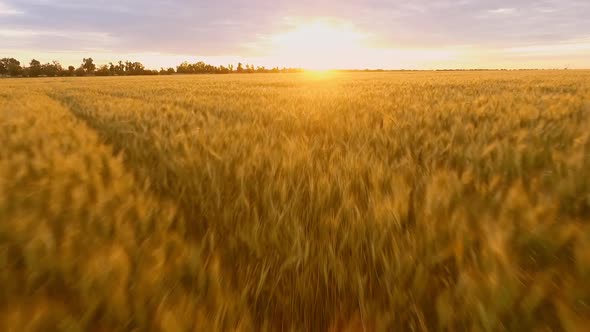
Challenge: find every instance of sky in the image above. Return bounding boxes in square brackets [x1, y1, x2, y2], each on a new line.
[1, 0, 589, 69]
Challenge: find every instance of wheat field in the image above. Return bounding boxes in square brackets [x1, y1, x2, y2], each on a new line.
[1, 71, 590, 331]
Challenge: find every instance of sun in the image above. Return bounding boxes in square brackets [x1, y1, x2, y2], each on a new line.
[263, 19, 373, 70]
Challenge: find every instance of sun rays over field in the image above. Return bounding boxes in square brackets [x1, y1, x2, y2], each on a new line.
[263, 19, 373, 70]
[246, 17, 470, 70]
[255, 19, 372, 70]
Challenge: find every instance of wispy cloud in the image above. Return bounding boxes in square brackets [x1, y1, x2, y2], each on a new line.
[0, 28, 115, 41]
[504, 39, 590, 56]
[0, 1, 22, 15]
[488, 7, 517, 15]
[0, 27, 118, 52]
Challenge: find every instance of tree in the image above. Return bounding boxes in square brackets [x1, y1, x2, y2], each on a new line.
[1, 56, 301, 78]
[52, 61, 63, 76]
[1, 58, 23, 76]
[82, 58, 96, 74]
[177, 61, 191, 74]
[95, 65, 110, 76]
[159, 67, 175, 75]
[127, 61, 145, 75]
[8, 58, 22, 76]
[40, 61, 62, 77]
[117, 61, 125, 75]
[75, 66, 85, 76]
[29, 59, 42, 77]
[67, 66, 76, 76]
[108, 62, 116, 75]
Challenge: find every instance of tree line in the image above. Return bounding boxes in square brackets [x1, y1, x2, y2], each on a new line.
[0, 57, 303, 78]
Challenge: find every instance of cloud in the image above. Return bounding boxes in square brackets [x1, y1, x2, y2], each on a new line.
[504, 39, 590, 57]
[0, 1, 22, 15]
[488, 7, 517, 15]
[0, 0, 589, 68]
[0, 28, 118, 52]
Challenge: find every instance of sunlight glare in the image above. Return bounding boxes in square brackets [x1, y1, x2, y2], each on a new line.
[265, 19, 373, 70]
[303, 69, 338, 79]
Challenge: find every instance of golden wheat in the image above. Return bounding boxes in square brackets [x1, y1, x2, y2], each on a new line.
[1, 71, 590, 331]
